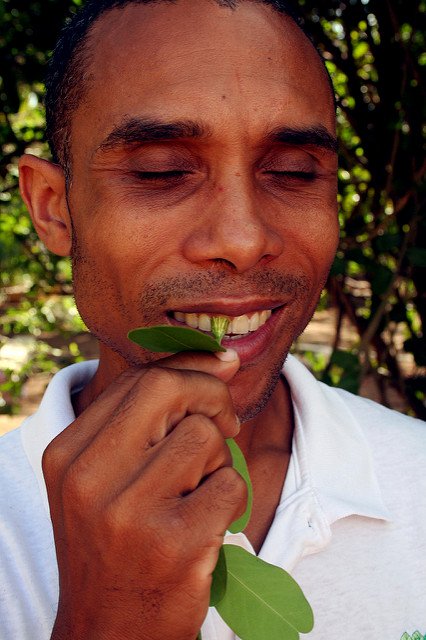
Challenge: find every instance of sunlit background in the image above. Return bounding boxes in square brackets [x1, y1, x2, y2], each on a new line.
[1, 0, 425, 430]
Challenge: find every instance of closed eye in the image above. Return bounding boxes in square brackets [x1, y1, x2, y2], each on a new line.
[266, 170, 317, 181]
[134, 170, 192, 181]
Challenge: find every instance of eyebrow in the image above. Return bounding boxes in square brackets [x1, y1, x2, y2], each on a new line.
[99, 117, 210, 150]
[98, 116, 338, 154]
[267, 125, 338, 153]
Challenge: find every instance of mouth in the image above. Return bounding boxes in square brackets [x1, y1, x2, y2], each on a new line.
[166, 302, 286, 365]
[170, 309, 273, 339]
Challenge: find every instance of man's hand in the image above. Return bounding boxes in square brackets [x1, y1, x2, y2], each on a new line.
[43, 352, 246, 640]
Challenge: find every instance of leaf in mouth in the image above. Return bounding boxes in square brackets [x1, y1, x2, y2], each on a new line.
[128, 324, 226, 353]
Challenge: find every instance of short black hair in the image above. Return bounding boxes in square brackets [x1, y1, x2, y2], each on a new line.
[45, 0, 334, 175]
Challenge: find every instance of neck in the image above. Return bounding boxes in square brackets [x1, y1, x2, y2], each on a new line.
[235, 376, 293, 461]
[235, 376, 294, 552]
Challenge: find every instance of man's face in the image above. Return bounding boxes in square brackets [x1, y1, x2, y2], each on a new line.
[66, 0, 338, 419]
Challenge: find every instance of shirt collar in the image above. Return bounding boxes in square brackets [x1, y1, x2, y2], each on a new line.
[20, 355, 391, 525]
[20, 360, 98, 515]
[282, 354, 392, 525]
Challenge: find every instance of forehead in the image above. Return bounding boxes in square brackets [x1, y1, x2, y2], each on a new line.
[72, 0, 334, 155]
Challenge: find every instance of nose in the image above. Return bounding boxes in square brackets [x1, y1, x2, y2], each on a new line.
[182, 174, 284, 273]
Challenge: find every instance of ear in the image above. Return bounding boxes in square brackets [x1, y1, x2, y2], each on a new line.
[18, 154, 72, 257]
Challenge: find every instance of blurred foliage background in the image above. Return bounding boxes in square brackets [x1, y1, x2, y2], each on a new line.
[0, 0, 425, 419]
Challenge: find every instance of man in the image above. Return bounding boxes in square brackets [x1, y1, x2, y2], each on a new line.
[1, 0, 425, 638]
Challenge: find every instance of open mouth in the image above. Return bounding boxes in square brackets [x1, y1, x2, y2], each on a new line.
[170, 309, 273, 339]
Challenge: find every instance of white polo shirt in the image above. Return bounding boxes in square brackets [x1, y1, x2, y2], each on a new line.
[0, 356, 425, 640]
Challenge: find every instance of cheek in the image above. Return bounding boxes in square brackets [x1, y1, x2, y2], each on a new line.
[302, 213, 339, 263]
[282, 203, 339, 282]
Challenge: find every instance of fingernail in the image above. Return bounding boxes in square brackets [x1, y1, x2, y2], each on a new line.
[236, 415, 241, 431]
[214, 348, 238, 362]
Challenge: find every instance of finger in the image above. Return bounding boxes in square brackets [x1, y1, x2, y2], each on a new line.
[59, 367, 239, 496]
[126, 414, 234, 498]
[44, 348, 240, 481]
[155, 348, 240, 383]
[110, 366, 240, 443]
[181, 465, 248, 543]
[46, 347, 239, 470]
[108, 465, 247, 571]
[42, 366, 144, 484]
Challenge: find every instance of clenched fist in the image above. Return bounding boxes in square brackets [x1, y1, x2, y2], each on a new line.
[43, 352, 247, 640]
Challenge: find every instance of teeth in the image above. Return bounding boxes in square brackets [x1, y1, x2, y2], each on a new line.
[229, 315, 250, 335]
[198, 314, 212, 332]
[173, 309, 272, 336]
[185, 313, 198, 328]
[260, 310, 269, 325]
[249, 312, 260, 331]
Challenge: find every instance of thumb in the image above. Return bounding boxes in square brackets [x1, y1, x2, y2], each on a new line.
[155, 348, 240, 383]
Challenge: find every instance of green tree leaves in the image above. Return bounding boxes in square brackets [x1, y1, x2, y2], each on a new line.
[2, 0, 425, 417]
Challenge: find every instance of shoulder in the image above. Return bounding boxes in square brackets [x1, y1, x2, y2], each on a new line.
[329, 385, 425, 452]
[286, 354, 426, 501]
[325, 385, 426, 511]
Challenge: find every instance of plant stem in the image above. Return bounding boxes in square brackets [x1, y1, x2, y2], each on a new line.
[211, 316, 229, 345]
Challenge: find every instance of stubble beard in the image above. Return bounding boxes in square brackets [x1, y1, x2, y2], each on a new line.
[71, 229, 323, 423]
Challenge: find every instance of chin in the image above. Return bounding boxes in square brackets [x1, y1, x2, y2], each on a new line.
[230, 352, 287, 424]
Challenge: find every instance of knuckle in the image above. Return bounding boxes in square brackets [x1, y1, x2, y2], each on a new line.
[142, 366, 184, 397]
[103, 500, 130, 537]
[173, 415, 219, 456]
[117, 365, 141, 383]
[41, 436, 67, 484]
[133, 504, 191, 564]
[205, 373, 229, 400]
[159, 517, 190, 559]
[61, 456, 101, 509]
[158, 505, 211, 565]
[109, 382, 138, 422]
[215, 466, 248, 502]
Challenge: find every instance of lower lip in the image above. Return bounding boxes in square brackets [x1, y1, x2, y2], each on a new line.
[169, 308, 284, 365]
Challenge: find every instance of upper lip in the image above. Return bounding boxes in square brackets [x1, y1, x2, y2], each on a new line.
[167, 299, 286, 317]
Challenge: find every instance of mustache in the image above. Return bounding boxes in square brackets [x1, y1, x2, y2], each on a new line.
[137, 269, 311, 321]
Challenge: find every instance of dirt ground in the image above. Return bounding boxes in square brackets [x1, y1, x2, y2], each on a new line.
[0, 307, 410, 436]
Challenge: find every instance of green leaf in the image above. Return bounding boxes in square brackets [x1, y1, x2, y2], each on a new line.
[215, 545, 314, 640]
[226, 438, 253, 533]
[210, 546, 227, 607]
[128, 325, 226, 353]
